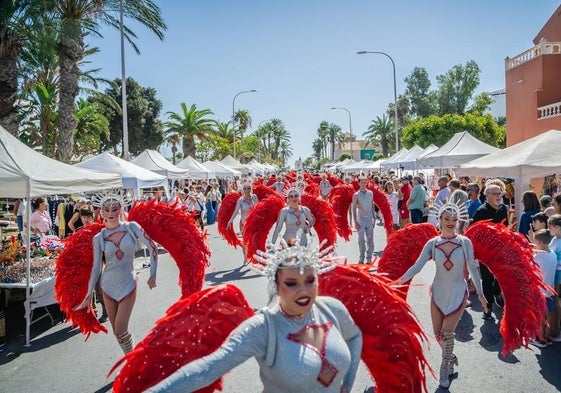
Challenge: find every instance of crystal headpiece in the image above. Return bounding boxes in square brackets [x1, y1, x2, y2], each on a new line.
[252, 232, 341, 283]
[92, 190, 133, 208]
[428, 199, 469, 222]
[283, 185, 305, 198]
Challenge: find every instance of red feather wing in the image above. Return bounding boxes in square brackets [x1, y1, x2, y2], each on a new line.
[217, 192, 242, 248]
[320, 265, 431, 393]
[327, 174, 343, 187]
[304, 182, 320, 197]
[372, 187, 395, 236]
[377, 223, 438, 296]
[243, 195, 285, 262]
[54, 223, 108, 338]
[327, 185, 354, 241]
[111, 284, 255, 393]
[465, 221, 547, 355]
[301, 194, 337, 250]
[251, 182, 276, 201]
[128, 198, 211, 297]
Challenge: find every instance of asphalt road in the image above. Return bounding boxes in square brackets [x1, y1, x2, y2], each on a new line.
[1, 218, 561, 393]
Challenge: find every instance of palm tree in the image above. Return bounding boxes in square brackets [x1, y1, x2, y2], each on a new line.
[233, 109, 251, 142]
[316, 121, 329, 159]
[53, 0, 166, 162]
[312, 138, 323, 161]
[363, 114, 394, 156]
[166, 103, 216, 158]
[279, 140, 292, 168]
[326, 123, 344, 161]
[268, 118, 290, 160]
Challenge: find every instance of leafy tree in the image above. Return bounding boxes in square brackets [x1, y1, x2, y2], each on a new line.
[467, 92, 493, 116]
[73, 98, 109, 161]
[326, 122, 343, 161]
[400, 113, 505, 148]
[166, 102, 216, 158]
[52, 0, 166, 162]
[233, 109, 252, 142]
[93, 78, 164, 156]
[317, 121, 329, 158]
[268, 118, 290, 160]
[279, 140, 292, 167]
[363, 114, 394, 157]
[404, 67, 437, 118]
[339, 153, 351, 161]
[312, 137, 323, 161]
[436, 60, 480, 115]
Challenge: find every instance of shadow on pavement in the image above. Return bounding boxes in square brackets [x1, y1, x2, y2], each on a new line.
[205, 265, 261, 285]
[93, 381, 114, 393]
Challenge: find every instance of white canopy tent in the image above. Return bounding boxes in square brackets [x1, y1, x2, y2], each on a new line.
[246, 159, 268, 175]
[416, 131, 500, 169]
[202, 160, 241, 178]
[76, 152, 168, 197]
[380, 148, 410, 170]
[131, 149, 190, 180]
[400, 144, 438, 170]
[220, 155, 250, 174]
[459, 129, 561, 222]
[342, 160, 373, 173]
[0, 126, 122, 346]
[176, 156, 216, 180]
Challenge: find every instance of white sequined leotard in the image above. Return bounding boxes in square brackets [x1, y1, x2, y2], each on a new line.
[400, 235, 484, 316]
[146, 296, 363, 393]
[86, 221, 158, 302]
[271, 206, 314, 246]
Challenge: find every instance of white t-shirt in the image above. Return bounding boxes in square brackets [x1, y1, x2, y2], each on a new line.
[535, 250, 557, 295]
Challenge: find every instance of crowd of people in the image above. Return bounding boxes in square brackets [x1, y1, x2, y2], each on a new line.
[14, 168, 561, 391]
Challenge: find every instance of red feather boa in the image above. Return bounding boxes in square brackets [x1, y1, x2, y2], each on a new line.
[301, 194, 337, 250]
[377, 223, 438, 297]
[111, 285, 255, 393]
[465, 221, 547, 355]
[217, 192, 242, 248]
[128, 198, 210, 297]
[243, 194, 285, 262]
[55, 223, 108, 339]
[327, 185, 354, 241]
[320, 265, 431, 393]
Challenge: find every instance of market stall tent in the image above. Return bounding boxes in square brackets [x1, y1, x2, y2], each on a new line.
[202, 160, 241, 178]
[130, 149, 190, 180]
[220, 155, 250, 174]
[459, 129, 561, 222]
[76, 152, 168, 197]
[0, 126, 122, 346]
[416, 131, 500, 169]
[176, 156, 216, 180]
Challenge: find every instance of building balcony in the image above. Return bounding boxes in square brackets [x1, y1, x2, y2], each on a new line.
[506, 38, 561, 70]
[538, 101, 561, 119]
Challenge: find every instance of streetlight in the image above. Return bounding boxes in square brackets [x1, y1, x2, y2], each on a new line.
[232, 89, 257, 159]
[357, 50, 399, 153]
[330, 107, 353, 160]
[120, 0, 129, 160]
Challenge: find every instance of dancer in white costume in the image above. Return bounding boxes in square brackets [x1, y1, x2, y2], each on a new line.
[396, 201, 487, 389]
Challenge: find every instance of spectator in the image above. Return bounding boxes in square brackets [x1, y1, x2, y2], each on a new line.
[528, 212, 549, 244]
[540, 195, 555, 216]
[407, 176, 426, 224]
[466, 183, 482, 220]
[548, 214, 561, 341]
[397, 176, 412, 228]
[518, 191, 541, 239]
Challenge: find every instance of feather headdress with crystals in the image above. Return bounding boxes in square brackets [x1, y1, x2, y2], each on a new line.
[428, 199, 469, 224]
[91, 190, 133, 208]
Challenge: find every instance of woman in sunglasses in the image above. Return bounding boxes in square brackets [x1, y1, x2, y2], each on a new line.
[271, 188, 315, 246]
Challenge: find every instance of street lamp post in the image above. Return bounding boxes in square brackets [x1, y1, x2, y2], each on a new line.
[232, 89, 257, 159]
[119, 0, 129, 160]
[357, 50, 399, 153]
[330, 107, 353, 160]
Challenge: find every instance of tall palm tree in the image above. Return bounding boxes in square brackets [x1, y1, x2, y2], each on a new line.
[312, 138, 323, 161]
[53, 0, 166, 162]
[316, 121, 329, 159]
[268, 118, 290, 160]
[0, 0, 42, 135]
[363, 114, 394, 156]
[166, 102, 216, 158]
[326, 123, 344, 161]
[279, 140, 292, 167]
[233, 109, 251, 142]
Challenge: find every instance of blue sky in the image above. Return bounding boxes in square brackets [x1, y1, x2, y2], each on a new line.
[87, 1, 559, 167]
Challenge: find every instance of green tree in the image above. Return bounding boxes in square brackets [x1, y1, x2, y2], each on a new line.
[233, 109, 252, 142]
[467, 92, 493, 116]
[73, 98, 109, 161]
[279, 140, 292, 167]
[93, 78, 164, 156]
[312, 137, 323, 161]
[326, 122, 344, 161]
[404, 67, 437, 118]
[436, 60, 480, 115]
[363, 114, 394, 157]
[52, 0, 166, 162]
[400, 113, 505, 148]
[166, 102, 216, 158]
[316, 120, 329, 158]
[268, 118, 290, 161]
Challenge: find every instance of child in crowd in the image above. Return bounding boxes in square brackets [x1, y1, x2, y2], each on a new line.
[530, 229, 557, 347]
[548, 214, 561, 341]
[528, 212, 549, 244]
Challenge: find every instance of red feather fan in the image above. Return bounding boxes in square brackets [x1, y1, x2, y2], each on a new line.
[251, 182, 277, 201]
[327, 173, 343, 187]
[217, 192, 242, 248]
[128, 198, 211, 298]
[304, 182, 320, 197]
[301, 194, 337, 250]
[377, 223, 438, 296]
[55, 223, 108, 338]
[243, 194, 285, 262]
[370, 186, 395, 236]
[351, 178, 360, 191]
[320, 265, 431, 393]
[309, 174, 321, 184]
[327, 185, 354, 241]
[111, 284, 255, 393]
[265, 177, 276, 186]
[464, 221, 547, 355]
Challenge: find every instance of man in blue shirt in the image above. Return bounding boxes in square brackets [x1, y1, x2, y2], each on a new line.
[466, 183, 482, 219]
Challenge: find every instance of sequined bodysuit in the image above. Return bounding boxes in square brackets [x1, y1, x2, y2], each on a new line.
[271, 206, 314, 246]
[400, 235, 484, 316]
[146, 296, 362, 393]
[86, 221, 158, 302]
